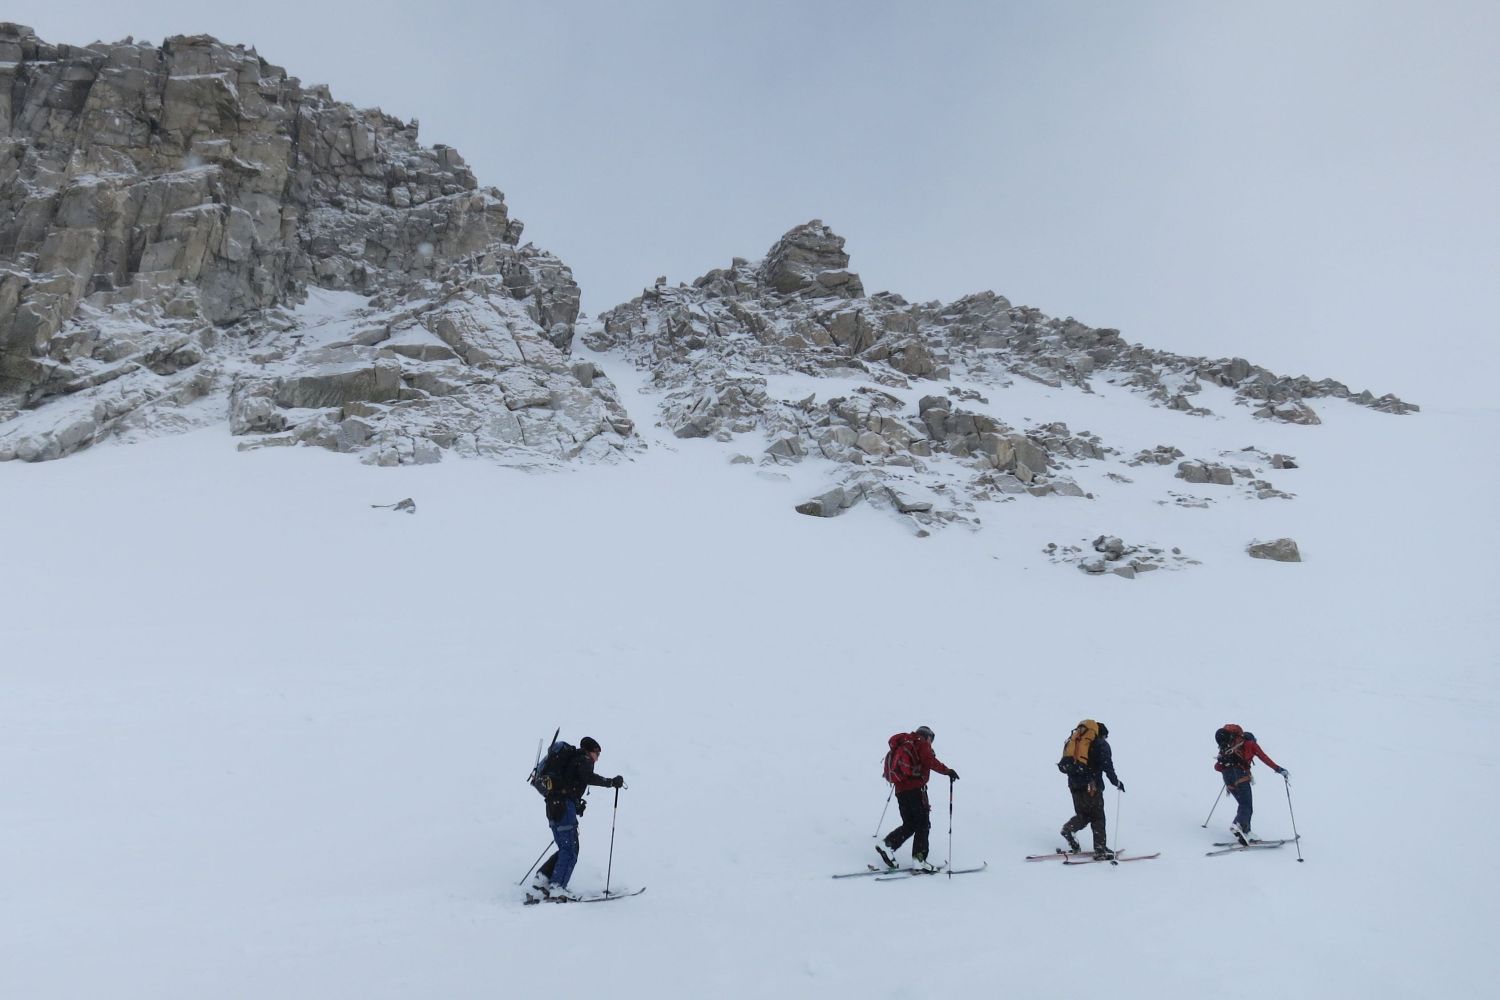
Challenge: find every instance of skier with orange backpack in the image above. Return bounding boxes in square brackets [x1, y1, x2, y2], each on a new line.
[876, 725, 959, 872]
[1057, 719, 1125, 860]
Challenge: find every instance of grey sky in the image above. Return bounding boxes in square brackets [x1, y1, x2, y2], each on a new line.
[11, 1, 1497, 403]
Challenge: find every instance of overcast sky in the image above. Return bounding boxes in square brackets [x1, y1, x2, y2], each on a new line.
[11, 1, 1497, 404]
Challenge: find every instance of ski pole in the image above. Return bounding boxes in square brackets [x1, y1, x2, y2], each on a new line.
[517, 839, 553, 886]
[1114, 784, 1123, 852]
[947, 776, 955, 879]
[873, 784, 893, 838]
[604, 785, 620, 896]
[1283, 774, 1303, 862]
[600, 785, 618, 893]
[1201, 786, 1224, 828]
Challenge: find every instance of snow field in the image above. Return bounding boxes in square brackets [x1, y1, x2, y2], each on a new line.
[2, 386, 1496, 999]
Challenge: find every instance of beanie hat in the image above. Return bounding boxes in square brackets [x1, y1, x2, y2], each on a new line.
[580, 736, 601, 753]
[915, 725, 935, 741]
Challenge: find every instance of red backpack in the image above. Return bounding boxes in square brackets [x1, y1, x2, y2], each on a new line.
[883, 733, 922, 784]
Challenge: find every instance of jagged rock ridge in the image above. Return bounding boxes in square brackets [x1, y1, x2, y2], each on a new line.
[587, 220, 1414, 532]
[0, 25, 633, 464]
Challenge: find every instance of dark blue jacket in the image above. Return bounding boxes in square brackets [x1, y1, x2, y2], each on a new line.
[1067, 736, 1121, 792]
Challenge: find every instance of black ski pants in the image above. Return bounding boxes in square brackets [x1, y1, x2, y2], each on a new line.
[883, 788, 932, 859]
[1062, 783, 1107, 850]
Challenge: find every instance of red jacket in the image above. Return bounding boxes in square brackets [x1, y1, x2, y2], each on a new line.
[1215, 737, 1281, 776]
[889, 732, 955, 793]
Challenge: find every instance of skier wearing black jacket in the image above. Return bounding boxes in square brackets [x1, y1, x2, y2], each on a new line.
[1060, 722, 1125, 860]
[534, 736, 624, 900]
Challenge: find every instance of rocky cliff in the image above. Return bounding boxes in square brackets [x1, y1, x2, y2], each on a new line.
[0, 25, 632, 464]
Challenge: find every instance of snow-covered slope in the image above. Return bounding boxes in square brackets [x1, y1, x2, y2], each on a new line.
[3, 366, 1493, 998]
[2, 25, 1487, 1000]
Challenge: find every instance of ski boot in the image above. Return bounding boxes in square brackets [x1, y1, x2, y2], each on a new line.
[874, 843, 898, 870]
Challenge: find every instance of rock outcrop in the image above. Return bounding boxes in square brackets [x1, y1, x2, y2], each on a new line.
[587, 219, 1411, 531]
[0, 25, 633, 465]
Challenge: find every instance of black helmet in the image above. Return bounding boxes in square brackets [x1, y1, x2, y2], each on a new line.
[915, 725, 935, 741]
[1097, 723, 1109, 738]
[580, 736, 601, 753]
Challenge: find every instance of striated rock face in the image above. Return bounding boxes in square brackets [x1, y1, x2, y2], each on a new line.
[0, 25, 630, 465]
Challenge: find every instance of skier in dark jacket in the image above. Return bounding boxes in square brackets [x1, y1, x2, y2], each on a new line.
[1060, 721, 1124, 859]
[876, 725, 959, 872]
[534, 736, 623, 900]
[1215, 724, 1288, 845]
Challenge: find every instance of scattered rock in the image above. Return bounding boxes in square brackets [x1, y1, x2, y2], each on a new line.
[1048, 535, 1198, 577]
[795, 485, 864, 518]
[1093, 535, 1126, 560]
[1129, 445, 1184, 466]
[1177, 460, 1236, 486]
[1247, 538, 1301, 562]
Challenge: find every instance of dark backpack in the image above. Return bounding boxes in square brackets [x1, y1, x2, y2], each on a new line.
[1215, 726, 1254, 768]
[528, 740, 576, 797]
[883, 734, 922, 784]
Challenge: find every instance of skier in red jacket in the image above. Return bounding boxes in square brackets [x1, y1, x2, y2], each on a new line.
[1214, 724, 1288, 844]
[876, 725, 959, 871]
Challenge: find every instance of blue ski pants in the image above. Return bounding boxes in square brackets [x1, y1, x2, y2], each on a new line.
[1223, 767, 1254, 831]
[542, 799, 580, 888]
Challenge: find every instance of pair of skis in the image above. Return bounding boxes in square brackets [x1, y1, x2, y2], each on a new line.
[1025, 849, 1161, 866]
[1206, 836, 1298, 857]
[524, 887, 647, 905]
[832, 862, 989, 880]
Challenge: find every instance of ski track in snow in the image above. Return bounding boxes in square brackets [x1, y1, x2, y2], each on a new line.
[1, 367, 1496, 1000]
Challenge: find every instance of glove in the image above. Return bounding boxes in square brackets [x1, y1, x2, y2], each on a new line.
[1278, 768, 1289, 778]
[948, 770, 960, 782]
[1115, 781, 1126, 793]
[611, 775, 625, 788]
[577, 798, 588, 815]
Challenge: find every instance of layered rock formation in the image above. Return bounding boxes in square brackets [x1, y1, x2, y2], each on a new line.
[0, 25, 632, 464]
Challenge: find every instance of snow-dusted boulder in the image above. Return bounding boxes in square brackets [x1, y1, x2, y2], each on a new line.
[1248, 538, 1302, 562]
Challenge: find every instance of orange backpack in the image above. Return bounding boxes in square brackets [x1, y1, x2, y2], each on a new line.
[1057, 719, 1100, 775]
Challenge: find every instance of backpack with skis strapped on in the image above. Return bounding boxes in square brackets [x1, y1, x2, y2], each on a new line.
[1058, 720, 1100, 776]
[883, 732, 923, 785]
[529, 739, 576, 797]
